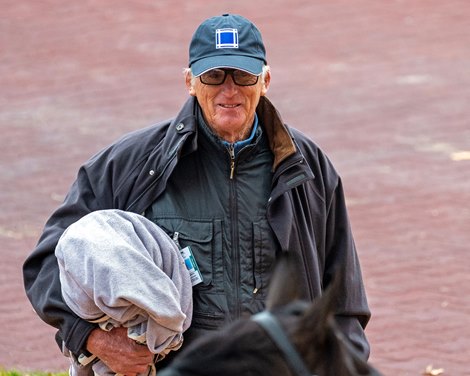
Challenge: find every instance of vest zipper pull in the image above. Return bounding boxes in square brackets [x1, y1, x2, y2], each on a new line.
[172, 231, 181, 249]
[229, 144, 235, 179]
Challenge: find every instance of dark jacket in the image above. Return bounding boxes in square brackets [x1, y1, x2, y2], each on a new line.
[23, 96, 371, 359]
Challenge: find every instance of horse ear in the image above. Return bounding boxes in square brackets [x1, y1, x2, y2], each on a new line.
[266, 253, 304, 310]
[300, 267, 343, 343]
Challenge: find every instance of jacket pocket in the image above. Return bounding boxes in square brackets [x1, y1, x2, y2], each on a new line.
[191, 310, 226, 330]
[153, 218, 222, 290]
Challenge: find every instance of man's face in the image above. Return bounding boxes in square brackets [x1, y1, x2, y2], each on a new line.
[186, 69, 270, 143]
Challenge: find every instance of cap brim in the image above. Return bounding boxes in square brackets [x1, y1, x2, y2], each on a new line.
[191, 55, 264, 76]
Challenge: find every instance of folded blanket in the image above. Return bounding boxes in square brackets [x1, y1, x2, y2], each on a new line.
[56, 209, 193, 376]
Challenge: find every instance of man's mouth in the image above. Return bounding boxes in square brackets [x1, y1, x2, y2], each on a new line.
[219, 104, 239, 108]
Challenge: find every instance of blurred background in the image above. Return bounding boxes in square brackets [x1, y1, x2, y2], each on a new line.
[1, 1, 469, 374]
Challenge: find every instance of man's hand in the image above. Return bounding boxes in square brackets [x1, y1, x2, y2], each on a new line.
[86, 326, 154, 376]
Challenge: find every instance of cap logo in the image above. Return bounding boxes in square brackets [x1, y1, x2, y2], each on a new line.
[216, 28, 239, 49]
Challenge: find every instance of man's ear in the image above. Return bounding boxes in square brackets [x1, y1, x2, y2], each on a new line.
[260, 69, 271, 96]
[185, 71, 197, 96]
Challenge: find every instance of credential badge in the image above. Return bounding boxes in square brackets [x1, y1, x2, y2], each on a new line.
[216, 28, 239, 49]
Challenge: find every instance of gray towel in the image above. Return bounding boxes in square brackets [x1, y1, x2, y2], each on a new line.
[56, 209, 193, 376]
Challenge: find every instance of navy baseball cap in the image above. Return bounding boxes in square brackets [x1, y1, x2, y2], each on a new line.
[189, 14, 267, 77]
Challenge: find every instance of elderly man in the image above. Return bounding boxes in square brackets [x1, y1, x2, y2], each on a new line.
[24, 14, 371, 374]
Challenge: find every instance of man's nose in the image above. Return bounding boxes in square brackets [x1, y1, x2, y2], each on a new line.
[221, 74, 238, 93]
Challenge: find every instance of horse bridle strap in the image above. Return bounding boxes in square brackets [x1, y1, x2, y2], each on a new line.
[252, 311, 313, 376]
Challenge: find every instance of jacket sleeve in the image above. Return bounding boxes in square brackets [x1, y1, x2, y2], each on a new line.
[287, 128, 371, 358]
[324, 176, 371, 359]
[23, 120, 175, 356]
[23, 157, 114, 355]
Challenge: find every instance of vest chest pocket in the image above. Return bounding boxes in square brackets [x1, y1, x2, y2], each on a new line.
[153, 218, 223, 292]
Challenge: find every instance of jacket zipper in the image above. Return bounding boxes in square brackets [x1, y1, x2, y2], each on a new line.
[252, 248, 259, 295]
[227, 143, 241, 318]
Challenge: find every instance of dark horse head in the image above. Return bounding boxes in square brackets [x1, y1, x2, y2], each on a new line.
[159, 254, 382, 376]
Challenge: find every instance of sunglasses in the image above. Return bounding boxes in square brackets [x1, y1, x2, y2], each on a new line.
[199, 68, 259, 86]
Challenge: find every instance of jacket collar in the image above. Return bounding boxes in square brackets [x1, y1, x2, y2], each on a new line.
[168, 96, 297, 171]
[256, 96, 297, 170]
[128, 97, 303, 213]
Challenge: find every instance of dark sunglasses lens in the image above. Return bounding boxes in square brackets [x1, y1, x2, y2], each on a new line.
[233, 71, 259, 86]
[199, 69, 259, 86]
[200, 69, 226, 85]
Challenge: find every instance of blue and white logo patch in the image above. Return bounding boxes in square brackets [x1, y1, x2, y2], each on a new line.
[216, 28, 239, 49]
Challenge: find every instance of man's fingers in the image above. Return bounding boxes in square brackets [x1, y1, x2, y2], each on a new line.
[86, 327, 154, 374]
